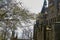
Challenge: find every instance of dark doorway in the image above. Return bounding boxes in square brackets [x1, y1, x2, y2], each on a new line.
[54, 23, 60, 40]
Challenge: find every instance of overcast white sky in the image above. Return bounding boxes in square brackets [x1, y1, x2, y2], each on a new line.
[21, 0, 44, 14]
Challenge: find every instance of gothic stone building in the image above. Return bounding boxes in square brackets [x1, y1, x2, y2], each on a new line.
[33, 0, 60, 40]
[47, 0, 60, 40]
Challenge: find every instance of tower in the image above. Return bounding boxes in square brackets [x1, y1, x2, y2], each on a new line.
[33, 0, 47, 40]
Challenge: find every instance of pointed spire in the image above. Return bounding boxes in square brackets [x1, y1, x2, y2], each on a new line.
[41, 0, 47, 13]
[44, 0, 47, 6]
